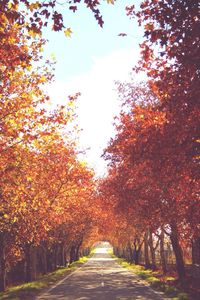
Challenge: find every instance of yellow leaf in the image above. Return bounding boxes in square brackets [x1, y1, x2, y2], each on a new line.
[29, 1, 40, 12]
[80, 160, 87, 167]
[107, 0, 115, 4]
[40, 76, 46, 82]
[8, 119, 17, 127]
[68, 101, 75, 107]
[64, 28, 73, 38]
[29, 30, 38, 38]
[12, 217, 17, 223]
[27, 65, 32, 71]
[8, 2, 12, 9]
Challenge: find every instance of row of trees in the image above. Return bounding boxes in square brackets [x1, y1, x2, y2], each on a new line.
[0, 0, 199, 293]
[0, 1, 106, 292]
[99, 0, 199, 283]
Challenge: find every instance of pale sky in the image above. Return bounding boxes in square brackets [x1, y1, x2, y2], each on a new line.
[43, 1, 143, 177]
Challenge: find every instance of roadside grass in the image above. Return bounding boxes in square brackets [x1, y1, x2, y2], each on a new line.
[107, 247, 113, 255]
[0, 255, 90, 300]
[110, 252, 189, 300]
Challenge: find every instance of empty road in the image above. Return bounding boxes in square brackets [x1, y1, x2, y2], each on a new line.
[37, 246, 167, 300]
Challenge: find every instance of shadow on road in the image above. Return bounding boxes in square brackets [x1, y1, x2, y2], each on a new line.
[37, 246, 167, 300]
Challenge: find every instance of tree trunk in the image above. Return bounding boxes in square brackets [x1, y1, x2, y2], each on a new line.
[170, 223, 185, 282]
[192, 237, 200, 265]
[119, 247, 124, 258]
[46, 247, 54, 272]
[128, 244, 134, 263]
[69, 244, 76, 263]
[74, 239, 83, 261]
[53, 244, 59, 270]
[149, 230, 156, 269]
[144, 230, 150, 268]
[160, 229, 167, 273]
[40, 243, 48, 274]
[0, 233, 6, 292]
[60, 243, 66, 266]
[132, 237, 143, 265]
[122, 248, 126, 260]
[24, 243, 37, 282]
[113, 247, 119, 257]
[133, 249, 140, 264]
[75, 245, 79, 261]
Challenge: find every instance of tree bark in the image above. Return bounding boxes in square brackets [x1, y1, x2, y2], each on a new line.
[160, 228, 167, 273]
[132, 237, 143, 265]
[149, 230, 156, 269]
[144, 230, 150, 268]
[53, 244, 59, 270]
[192, 237, 200, 265]
[170, 223, 185, 282]
[133, 249, 140, 264]
[46, 247, 54, 272]
[74, 239, 83, 261]
[69, 244, 76, 263]
[60, 243, 66, 266]
[128, 243, 134, 263]
[113, 247, 119, 257]
[0, 233, 6, 292]
[40, 243, 48, 274]
[24, 243, 37, 282]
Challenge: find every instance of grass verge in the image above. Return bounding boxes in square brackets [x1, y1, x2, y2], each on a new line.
[111, 252, 189, 300]
[0, 256, 90, 300]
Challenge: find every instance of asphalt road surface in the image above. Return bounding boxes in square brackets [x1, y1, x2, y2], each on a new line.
[37, 246, 168, 300]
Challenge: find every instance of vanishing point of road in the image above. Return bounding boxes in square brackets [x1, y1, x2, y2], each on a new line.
[37, 245, 168, 300]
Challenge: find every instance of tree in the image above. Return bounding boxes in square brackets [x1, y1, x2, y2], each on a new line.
[102, 77, 199, 281]
[124, 0, 199, 281]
